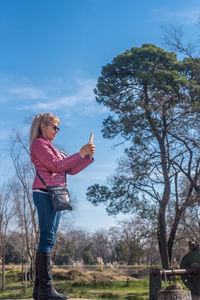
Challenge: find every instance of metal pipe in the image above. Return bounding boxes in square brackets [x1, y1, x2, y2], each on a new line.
[160, 269, 192, 276]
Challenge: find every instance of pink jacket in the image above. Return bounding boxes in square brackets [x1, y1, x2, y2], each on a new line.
[31, 137, 93, 190]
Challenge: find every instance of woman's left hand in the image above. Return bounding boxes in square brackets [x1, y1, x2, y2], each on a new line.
[88, 142, 96, 158]
[79, 142, 95, 158]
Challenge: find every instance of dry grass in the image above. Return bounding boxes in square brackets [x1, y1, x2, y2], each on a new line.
[0, 264, 150, 299]
[53, 264, 149, 282]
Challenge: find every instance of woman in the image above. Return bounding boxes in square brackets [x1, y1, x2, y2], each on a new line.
[30, 113, 95, 300]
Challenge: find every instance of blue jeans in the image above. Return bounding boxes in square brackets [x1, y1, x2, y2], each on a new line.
[33, 191, 61, 253]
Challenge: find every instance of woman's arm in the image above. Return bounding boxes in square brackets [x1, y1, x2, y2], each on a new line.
[59, 146, 94, 175]
[67, 155, 94, 175]
[31, 138, 86, 173]
[31, 138, 93, 174]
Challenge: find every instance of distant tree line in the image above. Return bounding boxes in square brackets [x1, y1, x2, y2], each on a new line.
[1, 215, 198, 268]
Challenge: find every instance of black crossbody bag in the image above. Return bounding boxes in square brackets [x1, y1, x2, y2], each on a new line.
[36, 171, 72, 213]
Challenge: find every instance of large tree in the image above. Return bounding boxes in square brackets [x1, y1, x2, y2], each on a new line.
[87, 44, 200, 268]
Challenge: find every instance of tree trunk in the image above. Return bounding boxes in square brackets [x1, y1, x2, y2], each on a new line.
[168, 183, 193, 264]
[144, 92, 171, 269]
[1, 255, 5, 290]
[167, 211, 182, 264]
[158, 207, 169, 269]
[21, 261, 24, 284]
[158, 284, 191, 300]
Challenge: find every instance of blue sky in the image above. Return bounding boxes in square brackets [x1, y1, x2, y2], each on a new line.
[0, 0, 199, 231]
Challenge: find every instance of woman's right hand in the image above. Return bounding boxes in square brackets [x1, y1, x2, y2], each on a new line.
[79, 142, 95, 158]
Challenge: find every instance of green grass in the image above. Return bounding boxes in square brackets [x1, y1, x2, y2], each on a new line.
[50, 279, 149, 299]
[0, 279, 149, 299]
[0, 265, 187, 300]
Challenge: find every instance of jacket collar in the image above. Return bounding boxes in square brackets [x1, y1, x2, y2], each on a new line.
[39, 135, 53, 144]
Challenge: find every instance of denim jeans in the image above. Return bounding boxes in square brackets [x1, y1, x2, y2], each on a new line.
[33, 191, 61, 253]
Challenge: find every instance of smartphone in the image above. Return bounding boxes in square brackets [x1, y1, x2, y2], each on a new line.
[89, 133, 94, 143]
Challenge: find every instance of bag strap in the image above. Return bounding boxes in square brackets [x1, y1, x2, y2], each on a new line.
[36, 170, 47, 188]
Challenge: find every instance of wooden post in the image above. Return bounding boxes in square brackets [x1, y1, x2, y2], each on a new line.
[150, 268, 162, 300]
[158, 284, 192, 300]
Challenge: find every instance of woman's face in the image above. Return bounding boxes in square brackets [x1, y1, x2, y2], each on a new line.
[41, 122, 59, 141]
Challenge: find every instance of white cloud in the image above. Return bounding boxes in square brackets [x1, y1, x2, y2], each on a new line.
[151, 7, 200, 24]
[0, 74, 107, 119]
[76, 103, 108, 116]
[0, 75, 44, 103]
[9, 86, 47, 100]
[167, 10, 200, 24]
[19, 78, 97, 111]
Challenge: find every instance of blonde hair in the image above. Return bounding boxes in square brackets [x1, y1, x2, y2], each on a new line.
[29, 113, 59, 146]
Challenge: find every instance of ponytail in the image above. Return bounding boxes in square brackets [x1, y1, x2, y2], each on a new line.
[29, 114, 44, 146]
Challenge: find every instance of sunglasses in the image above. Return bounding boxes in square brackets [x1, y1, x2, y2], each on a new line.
[52, 125, 60, 132]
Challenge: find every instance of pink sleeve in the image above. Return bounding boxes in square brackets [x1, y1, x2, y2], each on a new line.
[67, 155, 94, 175]
[31, 139, 93, 174]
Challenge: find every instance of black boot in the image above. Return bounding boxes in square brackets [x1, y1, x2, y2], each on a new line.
[33, 253, 39, 300]
[37, 252, 68, 300]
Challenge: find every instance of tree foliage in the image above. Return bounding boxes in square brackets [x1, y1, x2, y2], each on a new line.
[87, 44, 200, 268]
